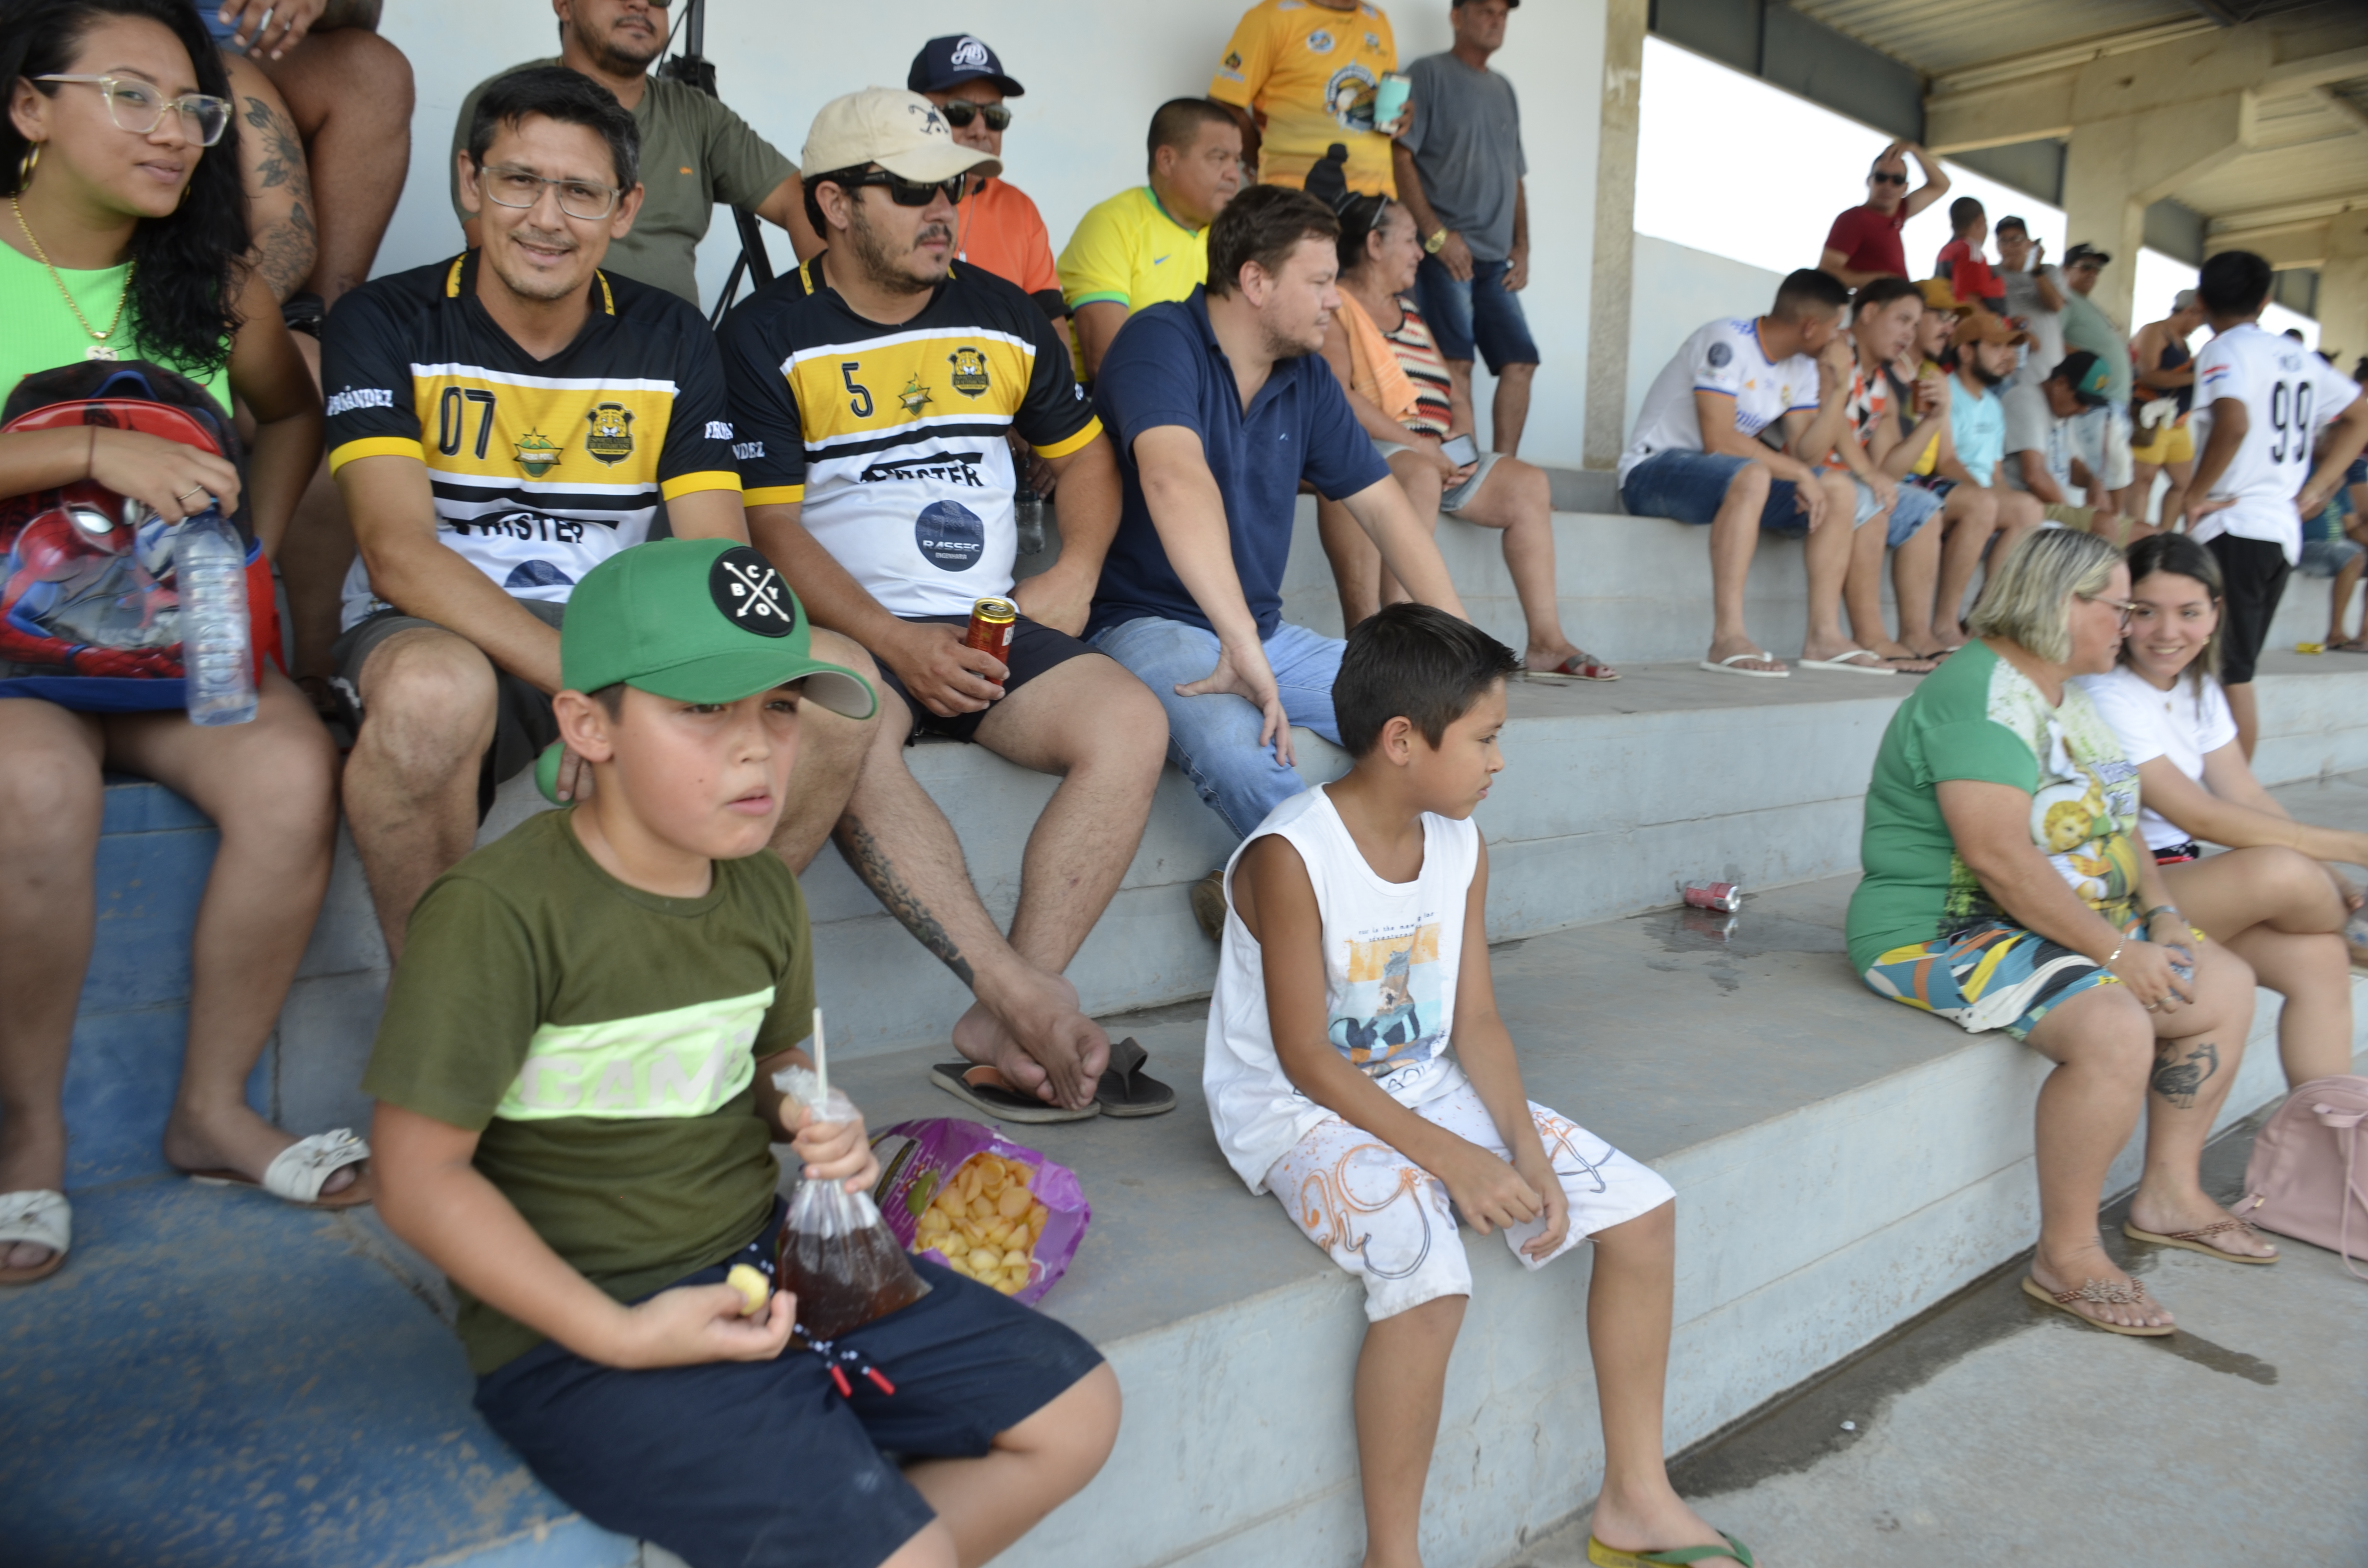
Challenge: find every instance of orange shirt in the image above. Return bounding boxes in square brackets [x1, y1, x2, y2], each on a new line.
[955, 177, 1061, 302]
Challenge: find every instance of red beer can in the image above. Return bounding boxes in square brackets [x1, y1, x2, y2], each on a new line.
[1682, 880, 1742, 913]
[964, 595, 1018, 663]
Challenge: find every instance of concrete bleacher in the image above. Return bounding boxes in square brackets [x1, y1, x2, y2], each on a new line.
[19, 501, 2368, 1568]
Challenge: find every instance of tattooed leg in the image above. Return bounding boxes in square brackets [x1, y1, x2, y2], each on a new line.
[2128, 941, 2276, 1257]
[255, 29, 413, 304]
[2148, 1040, 2219, 1110]
[223, 53, 316, 304]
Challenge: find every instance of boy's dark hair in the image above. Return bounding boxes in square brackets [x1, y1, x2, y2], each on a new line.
[1995, 215, 2029, 237]
[1207, 184, 1338, 299]
[1772, 267, 1850, 322]
[1948, 196, 1985, 232]
[1335, 604, 1521, 757]
[2198, 249, 2272, 318]
[1147, 97, 1235, 176]
[590, 682, 628, 719]
[469, 65, 641, 191]
[1851, 275, 1922, 318]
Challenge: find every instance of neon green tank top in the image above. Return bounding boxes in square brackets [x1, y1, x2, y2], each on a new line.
[0, 237, 231, 413]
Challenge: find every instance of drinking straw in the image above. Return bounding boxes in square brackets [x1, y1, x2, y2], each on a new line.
[813, 1006, 828, 1110]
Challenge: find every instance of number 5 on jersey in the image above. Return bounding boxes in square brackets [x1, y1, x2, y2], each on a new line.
[842, 362, 872, 419]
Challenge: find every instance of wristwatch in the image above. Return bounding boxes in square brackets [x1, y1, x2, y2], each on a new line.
[1423, 228, 1448, 256]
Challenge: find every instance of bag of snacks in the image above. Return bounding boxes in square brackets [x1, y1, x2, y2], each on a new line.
[771, 1067, 929, 1341]
[868, 1118, 1090, 1306]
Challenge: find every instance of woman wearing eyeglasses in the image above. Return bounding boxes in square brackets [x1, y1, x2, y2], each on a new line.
[2076, 531, 2366, 1090]
[1848, 528, 2277, 1339]
[0, 0, 345, 1286]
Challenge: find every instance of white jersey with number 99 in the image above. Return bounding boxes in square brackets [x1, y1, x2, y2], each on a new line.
[2188, 322, 2362, 562]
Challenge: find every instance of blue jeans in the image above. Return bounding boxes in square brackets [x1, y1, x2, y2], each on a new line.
[1089, 615, 1343, 838]
[1619, 450, 1807, 531]
[1414, 255, 1539, 372]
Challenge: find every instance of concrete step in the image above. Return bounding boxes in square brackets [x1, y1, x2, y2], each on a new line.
[17, 798, 2365, 1566]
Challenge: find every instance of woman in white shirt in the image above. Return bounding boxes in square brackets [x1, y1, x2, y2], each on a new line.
[2075, 532, 2367, 1086]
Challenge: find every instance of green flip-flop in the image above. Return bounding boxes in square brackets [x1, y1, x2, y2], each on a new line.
[1586, 1530, 1755, 1567]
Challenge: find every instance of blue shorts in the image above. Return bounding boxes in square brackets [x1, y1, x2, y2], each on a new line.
[474, 1205, 1106, 1568]
[1414, 256, 1539, 373]
[2347, 454, 2367, 488]
[2300, 537, 2362, 578]
[1619, 450, 1806, 532]
[1884, 479, 1946, 546]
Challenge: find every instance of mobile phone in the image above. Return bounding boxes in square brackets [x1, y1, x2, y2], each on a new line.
[1440, 433, 1479, 466]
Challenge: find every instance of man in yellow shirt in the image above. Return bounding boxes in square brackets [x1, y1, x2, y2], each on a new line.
[1209, 0, 1402, 195]
[1058, 99, 1243, 380]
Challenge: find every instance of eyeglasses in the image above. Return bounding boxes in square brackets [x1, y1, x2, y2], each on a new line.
[937, 102, 1011, 132]
[830, 169, 968, 208]
[2080, 594, 2138, 627]
[37, 75, 230, 147]
[476, 164, 622, 221]
[1870, 171, 1909, 186]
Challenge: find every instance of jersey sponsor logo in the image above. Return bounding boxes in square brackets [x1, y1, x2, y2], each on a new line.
[897, 375, 936, 417]
[584, 402, 637, 465]
[513, 429, 563, 478]
[325, 386, 394, 417]
[1365, 31, 1380, 48]
[447, 511, 592, 544]
[1706, 342, 1733, 368]
[506, 560, 575, 590]
[733, 440, 766, 461]
[950, 36, 991, 69]
[1152, 254, 1172, 266]
[1326, 63, 1379, 129]
[948, 346, 992, 398]
[860, 451, 987, 487]
[1307, 28, 1335, 53]
[916, 500, 986, 570]
[711, 546, 797, 636]
[1223, 49, 1243, 69]
[704, 420, 734, 440]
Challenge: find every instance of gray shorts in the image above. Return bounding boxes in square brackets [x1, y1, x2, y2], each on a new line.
[1371, 438, 1505, 514]
[330, 598, 565, 821]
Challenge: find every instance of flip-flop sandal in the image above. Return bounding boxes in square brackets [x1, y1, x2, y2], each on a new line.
[928, 1061, 1102, 1123]
[2122, 1216, 2278, 1264]
[0, 1189, 70, 1286]
[1587, 1529, 1755, 1566]
[1797, 649, 1898, 675]
[183, 1128, 373, 1210]
[1094, 1036, 1176, 1117]
[2019, 1274, 2173, 1336]
[1697, 650, 1787, 678]
[1524, 652, 1620, 683]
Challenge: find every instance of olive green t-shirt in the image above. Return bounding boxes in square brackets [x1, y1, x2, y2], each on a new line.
[363, 808, 814, 1373]
[1845, 639, 2144, 973]
[450, 62, 796, 306]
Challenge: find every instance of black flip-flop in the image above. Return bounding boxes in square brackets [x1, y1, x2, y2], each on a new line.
[1094, 1036, 1176, 1117]
[927, 1061, 1101, 1123]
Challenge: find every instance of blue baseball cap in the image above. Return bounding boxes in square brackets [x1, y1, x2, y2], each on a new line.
[908, 35, 1024, 98]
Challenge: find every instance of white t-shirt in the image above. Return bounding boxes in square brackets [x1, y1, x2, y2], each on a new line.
[1204, 785, 1480, 1192]
[1619, 317, 1819, 484]
[1998, 383, 2071, 495]
[2188, 322, 2362, 563]
[2000, 264, 2065, 391]
[2073, 665, 2239, 849]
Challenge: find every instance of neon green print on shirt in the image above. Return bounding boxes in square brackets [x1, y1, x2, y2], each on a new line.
[495, 986, 772, 1120]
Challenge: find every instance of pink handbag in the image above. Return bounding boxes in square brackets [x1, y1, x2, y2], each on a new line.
[2237, 1075, 2368, 1279]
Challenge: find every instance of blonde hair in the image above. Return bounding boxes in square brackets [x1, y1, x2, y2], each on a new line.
[1968, 528, 2122, 664]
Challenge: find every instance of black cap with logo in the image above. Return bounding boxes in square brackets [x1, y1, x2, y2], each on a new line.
[908, 35, 1025, 98]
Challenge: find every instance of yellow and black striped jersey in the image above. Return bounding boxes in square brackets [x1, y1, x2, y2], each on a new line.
[717, 254, 1098, 618]
[321, 251, 741, 629]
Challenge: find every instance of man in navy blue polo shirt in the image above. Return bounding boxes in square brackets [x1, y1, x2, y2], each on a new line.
[1087, 184, 1468, 886]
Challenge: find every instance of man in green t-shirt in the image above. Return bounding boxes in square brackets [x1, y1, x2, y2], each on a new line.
[366, 537, 1117, 1567]
[450, 0, 821, 304]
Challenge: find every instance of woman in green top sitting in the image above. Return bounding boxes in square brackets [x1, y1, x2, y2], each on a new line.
[0, 0, 345, 1288]
[1846, 529, 2276, 1341]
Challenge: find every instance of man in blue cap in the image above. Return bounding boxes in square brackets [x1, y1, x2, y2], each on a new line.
[910, 35, 1066, 352]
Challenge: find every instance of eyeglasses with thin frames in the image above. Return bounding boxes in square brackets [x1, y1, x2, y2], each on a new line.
[476, 164, 622, 221]
[937, 102, 1011, 132]
[2080, 594, 2139, 627]
[36, 74, 230, 147]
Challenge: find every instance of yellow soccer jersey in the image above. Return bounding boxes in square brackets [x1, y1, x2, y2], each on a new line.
[1057, 186, 1209, 319]
[718, 255, 1099, 618]
[321, 252, 740, 629]
[1209, 0, 1398, 195]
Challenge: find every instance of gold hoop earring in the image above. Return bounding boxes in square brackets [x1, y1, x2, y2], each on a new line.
[15, 142, 37, 190]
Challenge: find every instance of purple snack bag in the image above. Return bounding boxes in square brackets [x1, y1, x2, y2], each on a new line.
[868, 1118, 1091, 1307]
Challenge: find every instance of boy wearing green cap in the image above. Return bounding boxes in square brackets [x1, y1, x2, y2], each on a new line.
[365, 539, 1120, 1568]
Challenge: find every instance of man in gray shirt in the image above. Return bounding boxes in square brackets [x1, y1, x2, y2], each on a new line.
[1392, 0, 1537, 454]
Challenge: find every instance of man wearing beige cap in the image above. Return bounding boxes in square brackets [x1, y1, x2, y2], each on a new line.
[720, 89, 1175, 1124]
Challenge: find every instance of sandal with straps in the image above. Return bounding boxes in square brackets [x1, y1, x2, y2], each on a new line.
[1588, 1529, 1755, 1566]
[2123, 1215, 2279, 1264]
[0, 1189, 71, 1286]
[2019, 1274, 2173, 1336]
[182, 1127, 373, 1210]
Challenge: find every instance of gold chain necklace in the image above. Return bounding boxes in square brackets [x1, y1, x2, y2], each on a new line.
[11, 196, 134, 346]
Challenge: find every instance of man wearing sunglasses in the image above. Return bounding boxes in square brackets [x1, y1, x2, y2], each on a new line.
[1819, 138, 1948, 290]
[721, 89, 1167, 1122]
[448, 0, 821, 306]
[908, 35, 1065, 347]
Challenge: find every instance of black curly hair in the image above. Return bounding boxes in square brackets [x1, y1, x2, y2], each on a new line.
[1, 0, 250, 379]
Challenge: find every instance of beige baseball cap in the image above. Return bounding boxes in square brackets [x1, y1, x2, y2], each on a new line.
[801, 87, 1000, 184]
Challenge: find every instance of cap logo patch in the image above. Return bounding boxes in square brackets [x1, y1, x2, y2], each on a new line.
[584, 402, 636, 466]
[711, 547, 797, 637]
[950, 37, 990, 69]
[910, 102, 949, 138]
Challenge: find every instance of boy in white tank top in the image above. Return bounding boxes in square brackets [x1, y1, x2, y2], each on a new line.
[1204, 605, 1750, 1568]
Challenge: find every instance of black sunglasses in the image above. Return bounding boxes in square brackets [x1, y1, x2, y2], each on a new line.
[938, 102, 1011, 132]
[1870, 171, 1908, 186]
[830, 169, 968, 208]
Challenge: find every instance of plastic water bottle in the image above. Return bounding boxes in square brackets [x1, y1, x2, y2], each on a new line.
[176, 510, 256, 726]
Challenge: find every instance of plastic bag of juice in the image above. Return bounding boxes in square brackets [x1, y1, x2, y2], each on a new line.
[867, 1118, 1090, 1305]
[772, 1067, 929, 1341]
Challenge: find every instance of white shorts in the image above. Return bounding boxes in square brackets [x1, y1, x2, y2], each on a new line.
[1263, 1073, 1676, 1322]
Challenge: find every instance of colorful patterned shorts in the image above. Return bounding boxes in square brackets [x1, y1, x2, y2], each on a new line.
[1863, 914, 2183, 1040]
[1264, 1073, 1675, 1322]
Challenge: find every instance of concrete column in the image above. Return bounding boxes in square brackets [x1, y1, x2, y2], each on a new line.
[2320, 213, 2368, 360]
[1582, 0, 1645, 470]
[2060, 91, 2248, 326]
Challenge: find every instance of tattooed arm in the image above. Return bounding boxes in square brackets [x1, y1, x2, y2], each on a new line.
[225, 55, 318, 303]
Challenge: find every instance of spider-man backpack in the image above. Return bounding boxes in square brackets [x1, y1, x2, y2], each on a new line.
[0, 361, 280, 711]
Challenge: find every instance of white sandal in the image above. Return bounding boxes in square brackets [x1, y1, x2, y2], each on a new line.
[0, 1188, 71, 1285]
[185, 1127, 373, 1210]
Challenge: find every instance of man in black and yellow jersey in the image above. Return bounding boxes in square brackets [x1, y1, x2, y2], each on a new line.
[324, 68, 878, 953]
[720, 88, 1172, 1121]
